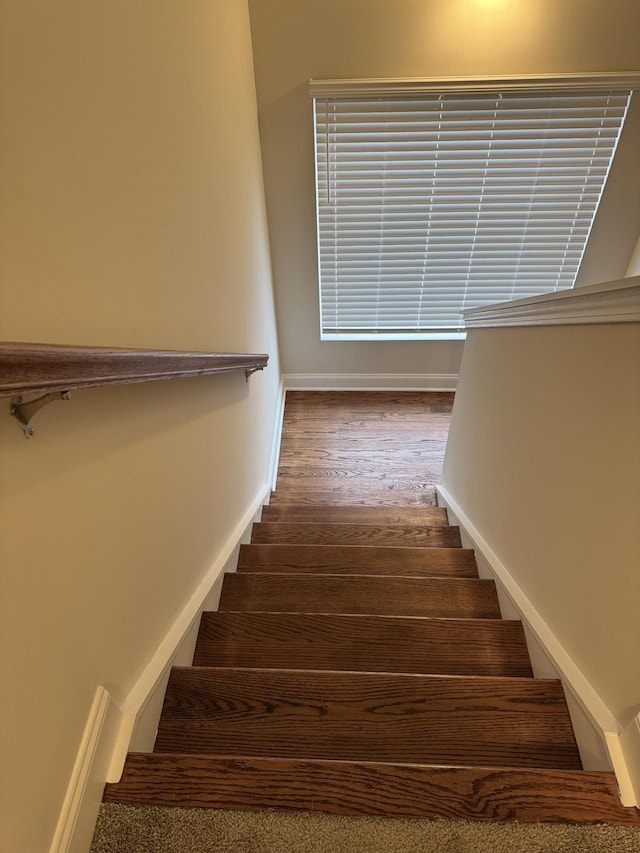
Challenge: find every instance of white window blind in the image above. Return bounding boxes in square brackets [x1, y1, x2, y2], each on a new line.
[312, 82, 632, 339]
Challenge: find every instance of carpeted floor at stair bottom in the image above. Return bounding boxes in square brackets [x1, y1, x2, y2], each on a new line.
[91, 804, 640, 853]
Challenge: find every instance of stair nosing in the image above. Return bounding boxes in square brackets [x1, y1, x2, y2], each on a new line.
[254, 522, 460, 530]
[241, 543, 475, 551]
[126, 752, 584, 772]
[166, 665, 561, 686]
[224, 572, 491, 581]
[200, 611, 524, 625]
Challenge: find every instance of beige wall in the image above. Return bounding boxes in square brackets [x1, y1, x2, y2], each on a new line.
[248, 0, 640, 375]
[441, 322, 640, 724]
[628, 235, 640, 276]
[0, 2, 280, 851]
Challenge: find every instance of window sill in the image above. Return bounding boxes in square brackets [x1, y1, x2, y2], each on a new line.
[320, 332, 467, 342]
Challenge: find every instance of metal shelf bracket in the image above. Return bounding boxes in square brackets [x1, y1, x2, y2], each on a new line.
[245, 366, 263, 381]
[10, 391, 71, 438]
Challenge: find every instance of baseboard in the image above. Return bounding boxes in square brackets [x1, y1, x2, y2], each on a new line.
[124, 567, 231, 756]
[51, 483, 270, 853]
[49, 687, 123, 853]
[108, 482, 270, 776]
[283, 373, 458, 391]
[269, 379, 286, 492]
[615, 713, 640, 807]
[437, 483, 639, 808]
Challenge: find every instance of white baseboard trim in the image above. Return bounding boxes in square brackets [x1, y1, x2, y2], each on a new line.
[52, 483, 271, 853]
[437, 483, 639, 808]
[283, 373, 458, 391]
[615, 713, 640, 807]
[108, 481, 270, 779]
[49, 687, 122, 853]
[269, 379, 286, 492]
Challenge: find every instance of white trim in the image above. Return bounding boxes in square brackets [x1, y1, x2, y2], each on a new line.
[464, 276, 640, 328]
[437, 483, 638, 808]
[49, 687, 123, 853]
[605, 729, 640, 808]
[125, 594, 221, 756]
[268, 379, 286, 492]
[618, 713, 640, 806]
[51, 484, 271, 852]
[283, 374, 458, 391]
[106, 481, 271, 782]
[321, 333, 467, 341]
[309, 72, 640, 99]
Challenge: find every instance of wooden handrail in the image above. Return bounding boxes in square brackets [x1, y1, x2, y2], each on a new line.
[1, 342, 269, 437]
[0, 342, 268, 398]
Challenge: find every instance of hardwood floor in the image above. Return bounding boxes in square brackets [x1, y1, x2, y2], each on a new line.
[273, 391, 454, 506]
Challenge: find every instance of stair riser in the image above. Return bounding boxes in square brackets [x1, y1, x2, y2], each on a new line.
[238, 544, 478, 577]
[105, 754, 640, 826]
[268, 490, 439, 507]
[261, 505, 449, 525]
[155, 668, 581, 770]
[251, 522, 462, 548]
[218, 573, 501, 619]
[193, 612, 533, 677]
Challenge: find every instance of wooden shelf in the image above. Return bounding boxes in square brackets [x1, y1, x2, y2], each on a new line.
[0, 342, 269, 398]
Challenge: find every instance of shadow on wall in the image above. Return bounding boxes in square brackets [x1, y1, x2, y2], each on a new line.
[1, 371, 252, 501]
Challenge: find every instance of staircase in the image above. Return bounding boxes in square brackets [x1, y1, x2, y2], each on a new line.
[104, 502, 640, 825]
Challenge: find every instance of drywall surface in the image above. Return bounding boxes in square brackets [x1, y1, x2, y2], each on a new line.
[627, 235, 640, 276]
[441, 322, 640, 725]
[248, 0, 640, 374]
[0, 2, 280, 851]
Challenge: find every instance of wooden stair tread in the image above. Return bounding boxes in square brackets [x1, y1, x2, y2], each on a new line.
[193, 612, 533, 677]
[104, 754, 640, 826]
[154, 667, 581, 770]
[261, 504, 449, 525]
[219, 573, 501, 619]
[238, 543, 478, 577]
[251, 522, 462, 548]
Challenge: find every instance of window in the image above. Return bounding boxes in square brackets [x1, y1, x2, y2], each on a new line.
[311, 75, 635, 340]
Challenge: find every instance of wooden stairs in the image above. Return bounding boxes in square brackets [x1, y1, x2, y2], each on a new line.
[104, 503, 640, 825]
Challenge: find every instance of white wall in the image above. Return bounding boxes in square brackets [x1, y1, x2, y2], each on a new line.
[441, 320, 640, 762]
[248, 0, 640, 377]
[0, 2, 280, 851]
